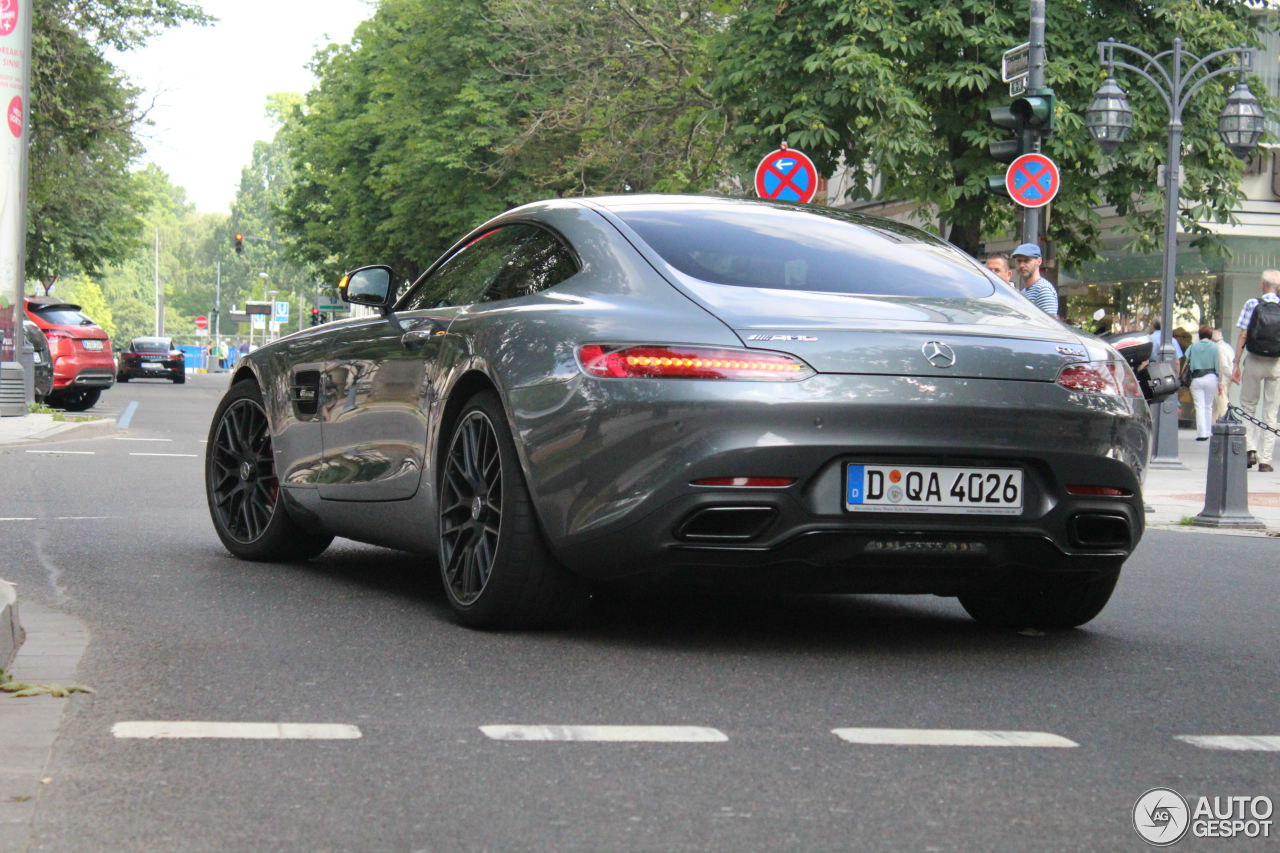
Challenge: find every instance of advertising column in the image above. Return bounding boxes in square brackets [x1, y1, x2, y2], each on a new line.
[0, 0, 32, 374]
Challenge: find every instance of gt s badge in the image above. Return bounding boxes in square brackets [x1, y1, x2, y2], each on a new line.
[747, 334, 818, 342]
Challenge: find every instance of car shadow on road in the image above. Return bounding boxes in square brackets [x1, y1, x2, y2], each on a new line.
[273, 542, 1114, 658]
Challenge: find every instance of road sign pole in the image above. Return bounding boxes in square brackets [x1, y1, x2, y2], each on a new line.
[1022, 0, 1047, 247]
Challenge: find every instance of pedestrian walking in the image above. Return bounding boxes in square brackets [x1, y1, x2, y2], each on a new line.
[1010, 243, 1058, 316]
[1231, 269, 1280, 472]
[1212, 329, 1235, 422]
[1184, 326, 1222, 441]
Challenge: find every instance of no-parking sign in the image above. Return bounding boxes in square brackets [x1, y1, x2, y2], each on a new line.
[754, 144, 819, 204]
[1004, 153, 1060, 208]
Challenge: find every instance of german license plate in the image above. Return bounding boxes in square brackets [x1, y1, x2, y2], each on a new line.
[144, 362, 164, 370]
[845, 464, 1023, 515]
[82, 339, 103, 351]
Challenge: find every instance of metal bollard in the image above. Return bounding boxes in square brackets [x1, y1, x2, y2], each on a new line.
[1193, 409, 1265, 529]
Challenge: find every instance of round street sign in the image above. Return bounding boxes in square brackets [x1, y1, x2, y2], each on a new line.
[754, 145, 819, 203]
[195, 315, 208, 329]
[1005, 153, 1060, 208]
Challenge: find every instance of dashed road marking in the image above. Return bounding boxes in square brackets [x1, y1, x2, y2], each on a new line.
[1176, 735, 1280, 752]
[112, 721, 362, 740]
[480, 725, 729, 743]
[113, 437, 173, 442]
[25, 450, 95, 455]
[128, 452, 199, 458]
[0, 516, 116, 522]
[832, 728, 1077, 748]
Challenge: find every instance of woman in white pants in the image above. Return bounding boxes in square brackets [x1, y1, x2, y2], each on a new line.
[1185, 325, 1224, 440]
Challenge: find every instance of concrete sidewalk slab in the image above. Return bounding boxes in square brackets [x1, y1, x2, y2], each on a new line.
[0, 603, 90, 852]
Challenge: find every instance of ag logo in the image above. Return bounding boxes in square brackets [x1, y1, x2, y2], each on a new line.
[1133, 787, 1190, 846]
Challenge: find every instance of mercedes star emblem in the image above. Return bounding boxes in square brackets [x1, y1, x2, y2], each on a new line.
[922, 341, 956, 369]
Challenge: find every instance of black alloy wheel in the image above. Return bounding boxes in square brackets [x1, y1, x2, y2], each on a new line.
[437, 391, 581, 628]
[205, 381, 331, 561]
[439, 408, 503, 606]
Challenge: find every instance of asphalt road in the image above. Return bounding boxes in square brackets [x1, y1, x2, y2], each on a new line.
[1, 374, 1277, 852]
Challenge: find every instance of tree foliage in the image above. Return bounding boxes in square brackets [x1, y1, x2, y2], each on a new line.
[710, 0, 1268, 264]
[26, 0, 209, 286]
[282, 0, 731, 282]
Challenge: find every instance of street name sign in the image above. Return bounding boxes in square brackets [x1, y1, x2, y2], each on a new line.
[1002, 42, 1030, 82]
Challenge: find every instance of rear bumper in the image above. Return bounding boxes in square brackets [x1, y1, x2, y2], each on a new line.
[54, 368, 115, 389]
[508, 372, 1151, 585]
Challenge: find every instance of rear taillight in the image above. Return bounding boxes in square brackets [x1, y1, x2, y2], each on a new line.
[43, 330, 70, 355]
[578, 344, 813, 381]
[1066, 485, 1133, 497]
[1056, 360, 1142, 398]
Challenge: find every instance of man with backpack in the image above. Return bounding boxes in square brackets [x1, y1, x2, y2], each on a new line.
[1232, 269, 1280, 472]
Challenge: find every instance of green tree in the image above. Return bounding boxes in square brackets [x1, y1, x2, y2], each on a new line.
[709, 0, 1268, 265]
[282, 0, 732, 282]
[27, 0, 210, 288]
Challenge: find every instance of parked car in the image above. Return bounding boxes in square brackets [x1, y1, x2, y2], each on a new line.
[205, 195, 1152, 631]
[117, 336, 186, 384]
[23, 296, 114, 411]
[23, 320, 53, 403]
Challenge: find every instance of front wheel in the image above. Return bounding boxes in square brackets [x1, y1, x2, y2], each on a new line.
[958, 568, 1121, 630]
[438, 391, 581, 628]
[205, 380, 332, 562]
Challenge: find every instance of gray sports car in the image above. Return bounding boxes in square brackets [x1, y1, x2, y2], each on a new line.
[205, 195, 1151, 630]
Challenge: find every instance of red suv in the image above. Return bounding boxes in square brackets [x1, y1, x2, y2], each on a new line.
[24, 295, 115, 411]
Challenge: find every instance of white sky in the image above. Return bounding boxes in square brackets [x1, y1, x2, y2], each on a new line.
[108, 0, 376, 214]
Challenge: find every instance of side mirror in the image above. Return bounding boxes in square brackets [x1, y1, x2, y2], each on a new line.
[339, 266, 395, 309]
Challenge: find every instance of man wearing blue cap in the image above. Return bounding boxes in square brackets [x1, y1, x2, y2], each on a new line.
[1011, 242, 1059, 317]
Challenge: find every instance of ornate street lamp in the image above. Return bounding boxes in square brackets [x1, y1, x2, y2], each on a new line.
[1085, 77, 1133, 155]
[1087, 38, 1262, 466]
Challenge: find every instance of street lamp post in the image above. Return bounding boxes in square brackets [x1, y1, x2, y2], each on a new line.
[1086, 38, 1263, 467]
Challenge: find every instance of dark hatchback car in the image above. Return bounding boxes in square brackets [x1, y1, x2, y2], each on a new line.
[24, 320, 53, 402]
[117, 336, 186, 383]
[23, 295, 115, 411]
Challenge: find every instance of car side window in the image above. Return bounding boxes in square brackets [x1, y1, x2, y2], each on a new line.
[481, 226, 578, 303]
[398, 224, 578, 311]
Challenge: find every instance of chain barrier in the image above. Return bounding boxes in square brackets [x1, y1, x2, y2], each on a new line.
[1228, 405, 1280, 438]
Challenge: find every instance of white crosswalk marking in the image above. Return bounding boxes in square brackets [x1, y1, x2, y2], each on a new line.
[112, 721, 362, 740]
[832, 727, 1077, 748]
[1175, 735, 1280, 752]
[480, 725, 728, 743]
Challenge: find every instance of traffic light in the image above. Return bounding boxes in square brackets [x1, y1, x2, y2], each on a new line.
[988, 105, 1023, 164]
[310, 307, 321, 327]
[234, 233, 244, 254]
[1012, 93, 1056, 133]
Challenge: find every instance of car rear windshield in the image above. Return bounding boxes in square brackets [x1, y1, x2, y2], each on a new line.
[613, 204, 995, 299]
[132, 341, 172, 353]
[31, 307, 97, 326]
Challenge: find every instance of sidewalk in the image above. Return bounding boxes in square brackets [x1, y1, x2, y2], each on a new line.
[1142, 427, 1280, 534]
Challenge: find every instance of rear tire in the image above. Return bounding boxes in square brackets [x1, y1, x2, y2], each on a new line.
[206, 380, 333, 562]
[51, 388, 101, 411]
[437, 391, 581, 629]
[958, 568, 1120, 630]
[117, 374, 130, 383]
[173, 373, 186, 384]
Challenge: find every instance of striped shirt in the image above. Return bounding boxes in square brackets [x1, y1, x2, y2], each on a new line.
[1021, 278, 1059, 316]
[1236, 292, 1280, 331]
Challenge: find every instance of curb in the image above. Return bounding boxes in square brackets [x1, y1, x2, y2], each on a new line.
[0, 579, 22, 671]
[0, 413, 116, 446]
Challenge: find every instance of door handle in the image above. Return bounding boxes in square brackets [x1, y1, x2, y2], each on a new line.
[400, 329, 437, 348]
